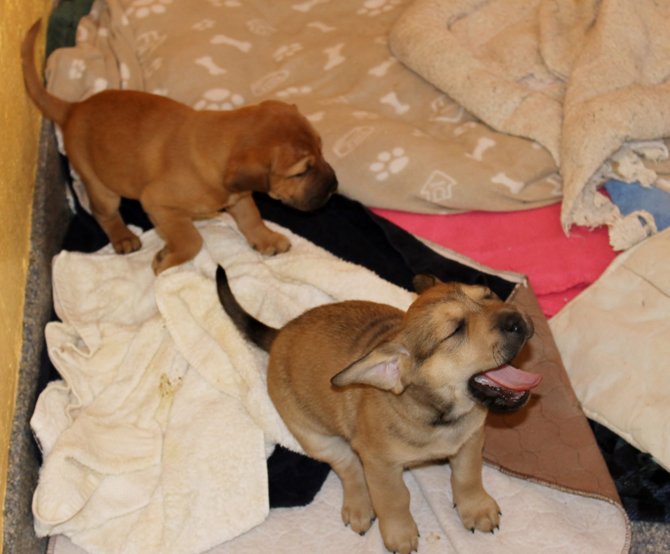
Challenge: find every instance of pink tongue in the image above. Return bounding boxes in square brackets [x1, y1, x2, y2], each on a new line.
[481, 365, 542, 392]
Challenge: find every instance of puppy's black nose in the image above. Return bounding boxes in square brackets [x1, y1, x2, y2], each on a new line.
[326, 166, 338, 195]
[499, 312, 528, 337]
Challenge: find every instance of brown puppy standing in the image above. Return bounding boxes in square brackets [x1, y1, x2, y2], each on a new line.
[216, 267, 542, 554]
[21, 21, 337, 274]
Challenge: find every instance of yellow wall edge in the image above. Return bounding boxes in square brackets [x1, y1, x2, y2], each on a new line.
[0, 0, 54, 550]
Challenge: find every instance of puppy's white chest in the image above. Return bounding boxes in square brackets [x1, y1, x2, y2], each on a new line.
[402, 410, 486, 466]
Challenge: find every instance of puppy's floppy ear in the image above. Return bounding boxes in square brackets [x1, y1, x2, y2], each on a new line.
[413, 274, 442, 293]
[331, 342, 411, 395]
[224, 148, 271, 193]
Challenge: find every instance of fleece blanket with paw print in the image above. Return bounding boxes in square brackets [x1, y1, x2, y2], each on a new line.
[44, 0, 562, 217]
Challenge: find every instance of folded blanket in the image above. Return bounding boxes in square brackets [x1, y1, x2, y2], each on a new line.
[35, 214, 630, 554]
[390, 0, 670, 249]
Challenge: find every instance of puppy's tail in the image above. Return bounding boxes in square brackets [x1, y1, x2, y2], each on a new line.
[216, 265, 278, 352]
[21, 20, 72, 126]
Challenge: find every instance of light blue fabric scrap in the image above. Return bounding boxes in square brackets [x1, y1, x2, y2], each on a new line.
[604, 179, 670, 231]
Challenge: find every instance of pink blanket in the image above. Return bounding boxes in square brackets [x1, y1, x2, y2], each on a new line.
[373, 204, 617, 317]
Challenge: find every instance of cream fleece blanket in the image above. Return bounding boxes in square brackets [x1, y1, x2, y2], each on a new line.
[34, 216, 628, 554]
[390, 0, 670, 249]
[550, 227, 670, 473]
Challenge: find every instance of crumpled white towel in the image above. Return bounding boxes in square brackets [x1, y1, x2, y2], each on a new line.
[32, 215, 414, 554]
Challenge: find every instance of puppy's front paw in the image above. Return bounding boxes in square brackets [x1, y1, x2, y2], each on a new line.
[112, 232, 141, 254]
[251, 230, 291, 256]
[455, 491, 500, 533]
[380, 514, 419, 554]
[342, 491, 375, 535]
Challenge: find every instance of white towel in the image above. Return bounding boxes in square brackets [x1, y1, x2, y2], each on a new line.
[32, 215, 414, 554]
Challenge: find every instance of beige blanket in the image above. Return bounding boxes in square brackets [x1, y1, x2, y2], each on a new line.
[45, 0, 561, 215]
[390, 0, 670, 249]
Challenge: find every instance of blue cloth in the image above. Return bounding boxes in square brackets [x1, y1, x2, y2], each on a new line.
[604, 179, 670, 231]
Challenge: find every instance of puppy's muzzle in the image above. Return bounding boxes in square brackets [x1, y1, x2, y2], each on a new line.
[498, 311, 533, 343]
[292, 163, 338, 211]
[494, 310, 533, 365]
[469, 309, 539, 413]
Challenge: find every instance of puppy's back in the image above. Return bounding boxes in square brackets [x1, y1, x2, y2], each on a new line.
[267, 301, 403, 438]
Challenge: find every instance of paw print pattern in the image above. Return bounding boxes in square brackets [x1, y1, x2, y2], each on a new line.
[369, 147, 409, 181]
[194, 88, 245, 111]
[126, 0, 173, 19]
[274, 43, 303, 62]
[276, 85, 312, 99]
[357, 0, 402, 17]
[68, 59, 86, 80]
[136, 31, 167, 60]
[192, 18, 216, 31]
[247, 18, 277, 36]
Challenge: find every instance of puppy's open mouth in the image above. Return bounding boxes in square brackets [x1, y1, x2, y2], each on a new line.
[468, 365, 542, 413]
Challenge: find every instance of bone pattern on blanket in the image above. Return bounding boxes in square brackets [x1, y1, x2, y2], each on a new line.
[389, 0, 670, 250]
[45, 0, 562, 216]
[35, 216, 629, 554]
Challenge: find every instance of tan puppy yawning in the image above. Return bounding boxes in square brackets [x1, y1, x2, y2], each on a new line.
[216, 267, 542, 554]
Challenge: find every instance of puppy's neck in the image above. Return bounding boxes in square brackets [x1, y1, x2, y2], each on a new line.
[400, 383, 476, 428]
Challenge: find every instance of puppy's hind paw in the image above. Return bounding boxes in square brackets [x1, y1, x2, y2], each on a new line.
[151, 247, 182, 275]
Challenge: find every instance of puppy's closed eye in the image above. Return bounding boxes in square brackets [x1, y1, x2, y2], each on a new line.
[283, 153, 315, 180]
[447, 319, 466, 339]
[291, 164, 313, 179]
